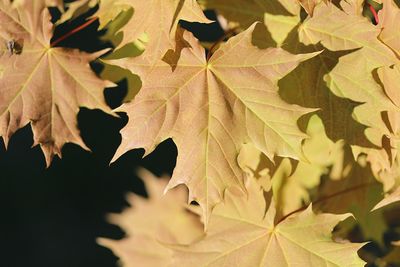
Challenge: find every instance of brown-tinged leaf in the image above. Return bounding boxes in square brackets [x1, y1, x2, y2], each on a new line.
[0, 0, 112, 165]
[169, 176, 366, 267]
[98, 168, 203, 267]
[110, 24, 318, 224]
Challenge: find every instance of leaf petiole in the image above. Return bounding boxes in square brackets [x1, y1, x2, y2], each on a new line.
[50, 17, 98, 47]
[276, 181, 376, 225]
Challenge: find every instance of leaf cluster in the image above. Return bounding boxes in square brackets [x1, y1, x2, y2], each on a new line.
[2, 0, 400, 266]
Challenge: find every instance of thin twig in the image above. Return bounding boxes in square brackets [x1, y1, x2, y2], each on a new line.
[368, 4, 379, 24]
[51, 17, 98, 47]
[276, 181, 376, 225]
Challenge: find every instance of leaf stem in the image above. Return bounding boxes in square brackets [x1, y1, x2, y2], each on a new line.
[368, 4, 379, 24]
[50, 17, 98, 47]
[276, 181, 376, 225]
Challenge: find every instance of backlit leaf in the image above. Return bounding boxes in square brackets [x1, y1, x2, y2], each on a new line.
[170, 176, 366, 267]
[110, 24, 318, 223]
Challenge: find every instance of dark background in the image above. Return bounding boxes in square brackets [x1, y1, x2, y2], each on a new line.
[0, 5, 223, 267]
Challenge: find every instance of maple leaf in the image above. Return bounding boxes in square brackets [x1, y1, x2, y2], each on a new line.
[110, 24, 318, 223]
[97, 0, 211, 58]
[98, 168, 203, 267]
[298, 2, 398, 145]
[0, 0, 112, 165]
[169, 176, 366, 267]
[379, 0, 400, 57]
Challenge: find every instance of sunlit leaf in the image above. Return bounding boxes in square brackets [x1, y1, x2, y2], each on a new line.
[110, 24, 318, 224]
[170, 176, 366, 267]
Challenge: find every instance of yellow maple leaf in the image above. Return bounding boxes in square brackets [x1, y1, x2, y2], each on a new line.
[170, 176, 366, 267]
[110, 24, 318, 223]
